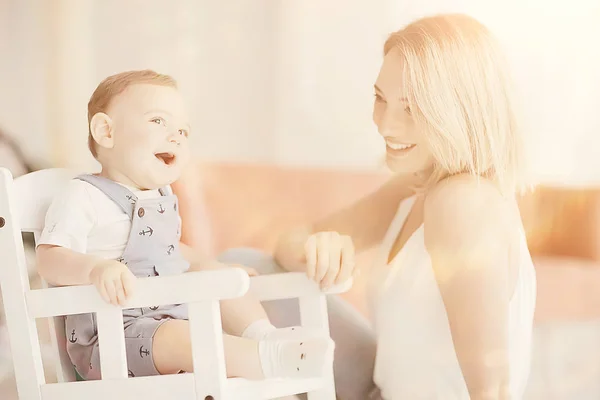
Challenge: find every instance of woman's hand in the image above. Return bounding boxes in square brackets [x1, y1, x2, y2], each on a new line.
[304, 231, 356, 290]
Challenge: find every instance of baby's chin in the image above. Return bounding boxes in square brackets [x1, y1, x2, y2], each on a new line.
[147, 176, 180, 190]
[131, 170, 182, 191]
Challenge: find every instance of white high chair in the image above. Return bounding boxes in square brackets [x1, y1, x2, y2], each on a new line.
[0, 167, 350, 400]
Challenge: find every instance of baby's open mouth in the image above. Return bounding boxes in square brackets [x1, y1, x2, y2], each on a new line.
[155, 152, 176, 166]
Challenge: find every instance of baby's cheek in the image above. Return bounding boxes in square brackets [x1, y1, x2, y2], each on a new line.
[179, 147, 191, 165]
[124, 150, 149, 165]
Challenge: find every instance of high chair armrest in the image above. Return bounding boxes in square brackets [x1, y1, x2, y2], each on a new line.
[249, 272, 353, 301]
[26, 268, 250, 318]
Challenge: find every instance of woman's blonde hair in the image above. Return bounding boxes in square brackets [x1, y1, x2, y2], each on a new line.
[385, 14, 528, 195]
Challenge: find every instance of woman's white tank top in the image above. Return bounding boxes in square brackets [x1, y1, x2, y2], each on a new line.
[368, 196, 537, 399]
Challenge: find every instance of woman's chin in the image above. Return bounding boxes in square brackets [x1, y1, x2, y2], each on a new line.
[385, 155, 434, 178]
[385, 155, 413, 174]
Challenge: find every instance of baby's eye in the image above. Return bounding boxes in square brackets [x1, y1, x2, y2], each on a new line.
[150, 117, 165, 125]
[178, 129, 188, 137]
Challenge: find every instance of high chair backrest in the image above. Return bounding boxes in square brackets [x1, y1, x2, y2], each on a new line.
[12, 168, 78, 235]
[0, 167, 68, 398]
[0, 167, 79, 391]
[15, 168, 80, 384]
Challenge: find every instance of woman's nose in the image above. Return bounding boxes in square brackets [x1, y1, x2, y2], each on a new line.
[378, 110, 397, 137]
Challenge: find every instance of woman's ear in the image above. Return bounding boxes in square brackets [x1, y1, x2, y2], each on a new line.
[90, 112, 114, 149]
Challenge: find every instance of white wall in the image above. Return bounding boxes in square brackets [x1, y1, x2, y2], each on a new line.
[2, 0, 281, 171]
[271, 0, 394, 169]
[0, 0, 52, 167]
[1, 0, 600, 184]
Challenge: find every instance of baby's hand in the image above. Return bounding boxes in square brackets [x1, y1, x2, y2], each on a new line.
[89, 259, 137, 306]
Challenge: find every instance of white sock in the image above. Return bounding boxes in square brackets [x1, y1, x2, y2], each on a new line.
[241, 319, 276, 341]
[258, 326, 335, 379]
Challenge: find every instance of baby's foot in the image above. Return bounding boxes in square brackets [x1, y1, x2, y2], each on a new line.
[258, 326, 335, 379]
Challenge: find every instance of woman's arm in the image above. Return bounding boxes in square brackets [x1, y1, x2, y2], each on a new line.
[424, 176, 519, 400]
[274, 173, 414, 273]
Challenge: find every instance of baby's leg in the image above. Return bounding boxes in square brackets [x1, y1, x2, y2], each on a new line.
[151, 319, 263, 378]
[197, 262, 271, 337]
[152, 319, 333, 380]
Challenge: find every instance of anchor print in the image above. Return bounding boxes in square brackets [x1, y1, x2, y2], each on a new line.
[139, 226, 154, 237]
[69, 329, 77, 343]
[157, 203, 165, 214]
[167, 244, 175, 255]
[126, 195, 136, 204]
[149, 306, 159, 311]
[139, 345, 150, 358]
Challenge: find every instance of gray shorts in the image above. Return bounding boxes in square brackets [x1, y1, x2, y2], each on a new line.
[67, 304, 188, 380]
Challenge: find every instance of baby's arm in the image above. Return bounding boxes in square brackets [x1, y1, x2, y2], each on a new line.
[37, 244, 102, 286]
[38, 246, 135, 306]
[36, 181, 135, 305]
[36, 180, 99, 286]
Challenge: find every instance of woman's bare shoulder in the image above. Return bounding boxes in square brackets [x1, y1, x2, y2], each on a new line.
[423, 174, 516, 252]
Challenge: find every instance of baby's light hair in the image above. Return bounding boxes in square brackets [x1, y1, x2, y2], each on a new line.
[87, 70, 178, 158]
[385, 14, 528, 195]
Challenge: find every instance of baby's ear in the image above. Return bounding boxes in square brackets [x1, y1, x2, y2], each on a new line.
[90, 112, 114, 149]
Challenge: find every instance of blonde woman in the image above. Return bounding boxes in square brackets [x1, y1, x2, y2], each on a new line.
[176, 14, 537, 400]
[275, 14, 536, 399]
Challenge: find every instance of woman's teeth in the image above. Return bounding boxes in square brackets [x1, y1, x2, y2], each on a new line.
[386, 142, 415, 151]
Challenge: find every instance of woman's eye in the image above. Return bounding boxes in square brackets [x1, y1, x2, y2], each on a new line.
[150, 117, 165, 125]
